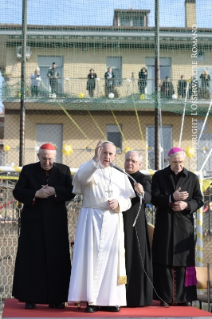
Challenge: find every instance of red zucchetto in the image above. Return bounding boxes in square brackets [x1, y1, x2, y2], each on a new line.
[40, 143, 56, 150]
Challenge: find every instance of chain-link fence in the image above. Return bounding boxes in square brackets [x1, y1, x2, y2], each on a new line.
[0, 176, 81, 306]
[0, 0, 212, 315]
[0, 178, 211, 304]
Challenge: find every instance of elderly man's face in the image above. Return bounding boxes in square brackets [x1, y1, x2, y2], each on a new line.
[37, 149, 56, 170]
[169, 153, 185, 173]
[100, 143, 116, 167]
[125, 152, 141, 174]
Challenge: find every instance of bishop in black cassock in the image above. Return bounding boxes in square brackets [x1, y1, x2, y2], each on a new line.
[123, 150, 153, 307]
[152, 147, 203, 306]
[12, 143, 75, 309]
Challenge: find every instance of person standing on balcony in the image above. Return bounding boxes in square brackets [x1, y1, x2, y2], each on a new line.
[200, 70, 210, 99]
[123, 150, 153, 307]
[177, 75, 187, 99]
[138, 67, 148, 95]
[104, 67, 115, 97]
[68, 141, 135, 313]
[47, 62, 60, 95]
[86, 69, 97, 98]
[151, 147, 203, 307]
[30, 68, 41, 97]
[161, 76, 174, 98]
[12, 143, 74, 310]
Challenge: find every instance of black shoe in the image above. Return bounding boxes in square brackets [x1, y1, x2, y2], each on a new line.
[25, 302, 36, 309]
[49, 303, 65, 309]
[85, 305, 99, 313]
[100, 306, 120, 312]
[160, 301, 169, 307]
[180, 301, 192, 306]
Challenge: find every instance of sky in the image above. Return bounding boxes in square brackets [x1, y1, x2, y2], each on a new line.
[0, 0, 211, 28]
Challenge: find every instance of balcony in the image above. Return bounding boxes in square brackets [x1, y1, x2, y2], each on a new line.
[1, 77, 212, 115]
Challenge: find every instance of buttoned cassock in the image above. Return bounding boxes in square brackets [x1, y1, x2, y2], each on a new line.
[68, 159, 135, 306]
[151, 166, 203, 303]
[123, 171, 153, 306]
[12, 162, 74, 304]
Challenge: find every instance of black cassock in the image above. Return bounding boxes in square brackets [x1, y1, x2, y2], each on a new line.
[123, 171, 153, 306]
[152, 166, 203, 303]
[12, 162, 74, 304]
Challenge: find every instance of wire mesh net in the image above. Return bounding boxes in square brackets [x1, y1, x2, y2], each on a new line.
[0, 0, 212, 309]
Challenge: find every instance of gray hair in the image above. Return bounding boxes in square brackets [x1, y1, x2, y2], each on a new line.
[102, 141, 116, 152]
[38, 148, 57, 155]
[125, 150, 142, 162]
[168, 151, 186, 159]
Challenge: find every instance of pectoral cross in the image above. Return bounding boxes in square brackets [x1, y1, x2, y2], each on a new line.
[105, 185, 113, 198]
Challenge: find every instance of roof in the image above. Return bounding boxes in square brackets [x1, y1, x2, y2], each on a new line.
[0, 23, 211, 33]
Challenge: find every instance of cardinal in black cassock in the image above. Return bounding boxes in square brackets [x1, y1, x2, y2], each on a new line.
[12, 143, 75, 309]
[123, 151, 153, 307]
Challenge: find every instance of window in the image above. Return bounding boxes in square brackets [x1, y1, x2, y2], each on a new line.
[120, 17, 131, 26]
[106, 57, 122, 86]
[133, 17, 144, 26]
[146, 125, 172, 169]
[146, 57, 172, 95]
[36, 124, 63, 163]
[106, 125, 122, 153]
[197, 133, 212, 172]
[197, 120, 207, 132]
[37, 56, 64, 94]
[119, 16, 144, 27]
[196, 52, 206, 62]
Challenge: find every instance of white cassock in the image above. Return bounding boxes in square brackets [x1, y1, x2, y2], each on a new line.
[68, 159, 135, 306]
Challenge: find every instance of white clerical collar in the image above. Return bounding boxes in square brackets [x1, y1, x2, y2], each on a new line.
[170, 167, 183, 175]
[98, 160, 110, 170]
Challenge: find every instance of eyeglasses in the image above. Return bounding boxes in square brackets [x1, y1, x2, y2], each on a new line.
[125, 159, 140, 164]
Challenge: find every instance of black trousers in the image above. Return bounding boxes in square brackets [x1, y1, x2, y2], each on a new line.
[31, 86, 38, 97]
[49, 80, 58, 94]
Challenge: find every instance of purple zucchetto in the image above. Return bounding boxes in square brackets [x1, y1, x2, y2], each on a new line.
[168, 147, 183, 157]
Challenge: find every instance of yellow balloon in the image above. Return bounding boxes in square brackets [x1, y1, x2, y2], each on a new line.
[202, 179, 212, 192]
[78, 93, 84, 98]
[185, 146, 195, 158]
[62, 144, 73, 156]
[140, 94, 145, 100]
[123, 147, 131, 154]
[4, 145, 11, 152]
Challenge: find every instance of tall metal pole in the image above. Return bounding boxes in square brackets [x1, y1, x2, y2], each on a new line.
[19, 0, 27, 166]
[154, 0, 160, 170]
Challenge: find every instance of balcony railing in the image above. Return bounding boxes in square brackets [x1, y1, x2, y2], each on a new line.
[1, 76, 211, 101]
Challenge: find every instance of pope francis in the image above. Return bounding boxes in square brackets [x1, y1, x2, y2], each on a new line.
[68, 141, 135, 312]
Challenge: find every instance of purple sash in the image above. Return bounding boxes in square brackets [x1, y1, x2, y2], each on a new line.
[184, 266, 197, 287]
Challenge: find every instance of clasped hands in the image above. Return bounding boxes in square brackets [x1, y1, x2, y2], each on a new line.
[35, 184, 56, 199]
[108, 199, 119, 212]
[172, 187, 189, 211]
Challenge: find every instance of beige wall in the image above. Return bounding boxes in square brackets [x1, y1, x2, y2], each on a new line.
[4, 111, 209, 170]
